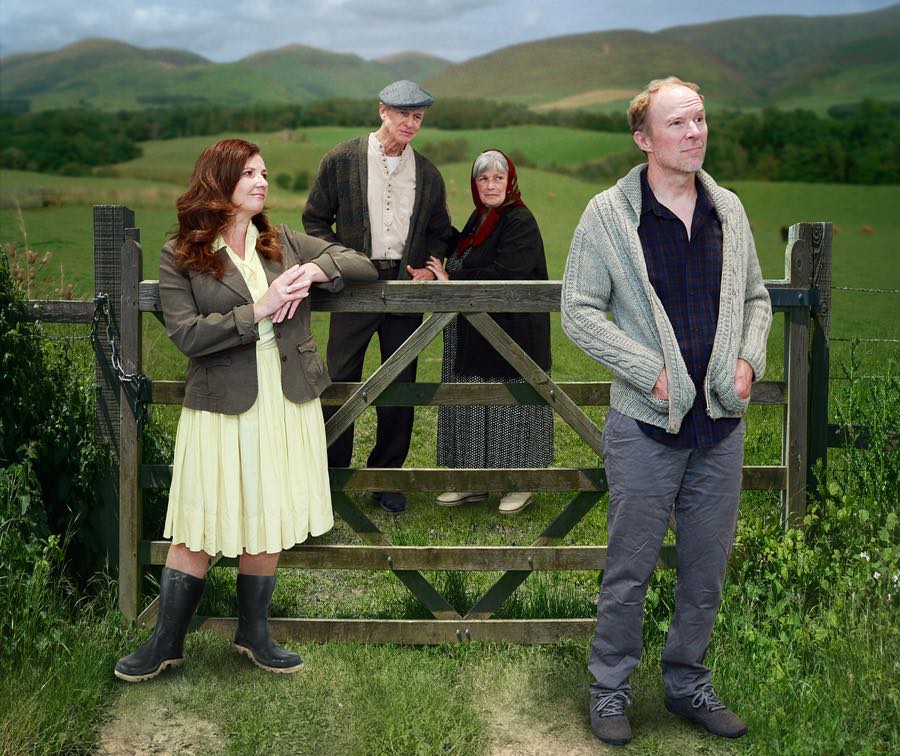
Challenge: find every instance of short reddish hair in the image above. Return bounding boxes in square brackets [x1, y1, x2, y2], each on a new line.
[173, 139, 281, 277]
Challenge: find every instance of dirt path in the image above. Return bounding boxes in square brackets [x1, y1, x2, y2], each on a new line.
[97, 699, 223, 756]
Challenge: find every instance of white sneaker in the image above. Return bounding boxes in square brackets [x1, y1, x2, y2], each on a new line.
[436, 491, 488, 506]
[498, 492, 534, 514]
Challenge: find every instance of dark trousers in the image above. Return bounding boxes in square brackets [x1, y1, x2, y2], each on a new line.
[324, 266, 421, 469]
[588, 410, 744, 698]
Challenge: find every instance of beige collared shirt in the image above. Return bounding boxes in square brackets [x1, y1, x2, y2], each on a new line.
[367, 132, 416, 261]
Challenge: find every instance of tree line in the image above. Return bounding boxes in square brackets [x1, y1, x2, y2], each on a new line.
[1, 98, 897, 184]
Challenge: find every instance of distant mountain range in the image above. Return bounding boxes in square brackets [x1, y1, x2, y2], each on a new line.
[2, 4, 898, 113]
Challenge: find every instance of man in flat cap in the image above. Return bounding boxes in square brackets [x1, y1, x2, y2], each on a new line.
[303, 80, 453, 513]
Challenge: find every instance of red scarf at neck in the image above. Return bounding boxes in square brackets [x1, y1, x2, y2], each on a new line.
[454, 148, 527, 255]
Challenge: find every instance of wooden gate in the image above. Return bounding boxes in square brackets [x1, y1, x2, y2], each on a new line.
[74, 207, 832, 643]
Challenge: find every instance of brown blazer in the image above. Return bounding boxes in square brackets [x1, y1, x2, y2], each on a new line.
[159, 224, 377, 414]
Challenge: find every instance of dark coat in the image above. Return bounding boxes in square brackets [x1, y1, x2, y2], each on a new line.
[301, 135, 453, 277]
[159, 225, 377, 414]
[449, 205, 551, 379]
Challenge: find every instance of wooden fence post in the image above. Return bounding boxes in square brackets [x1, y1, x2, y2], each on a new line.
[93, 205, 134, 580]
[782, 232, 813, 529]
[118, 228, 143, 621]
[792, 223, 833, 486]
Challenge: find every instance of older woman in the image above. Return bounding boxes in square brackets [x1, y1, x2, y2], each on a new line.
[114, 139, 376, 682]
[425, 149, 552, 514]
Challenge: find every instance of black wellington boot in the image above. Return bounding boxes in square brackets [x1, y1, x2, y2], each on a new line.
[114, 567, 206, 682]
[233, 573, 303, 673]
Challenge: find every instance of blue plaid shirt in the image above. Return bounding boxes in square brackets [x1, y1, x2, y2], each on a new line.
[636, 167, 740, 448]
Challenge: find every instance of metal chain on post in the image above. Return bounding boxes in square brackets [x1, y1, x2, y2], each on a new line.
[91, 292, 150, 431]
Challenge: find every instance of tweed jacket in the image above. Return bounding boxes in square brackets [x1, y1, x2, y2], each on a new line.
[302, 135, 453, 278]
[561, 165, 772, 434]
[450, 205, 551, 378]
[159, 225, 377, 414]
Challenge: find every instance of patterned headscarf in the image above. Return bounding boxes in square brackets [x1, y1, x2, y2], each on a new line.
[454, 148, 526, 255]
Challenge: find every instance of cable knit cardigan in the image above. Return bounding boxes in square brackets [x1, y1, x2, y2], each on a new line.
[561, 164, 772, 435]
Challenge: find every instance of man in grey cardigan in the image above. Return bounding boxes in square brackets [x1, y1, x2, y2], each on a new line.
[561, 77, 771, 746]
[303, 81, 452, 513]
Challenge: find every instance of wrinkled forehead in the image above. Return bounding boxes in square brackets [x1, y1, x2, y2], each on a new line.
[382, 105, 428, 117]
[476, 163, 507, 177]
[650, 85, 705, 122]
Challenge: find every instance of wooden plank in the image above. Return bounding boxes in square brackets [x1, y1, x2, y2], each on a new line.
[741, 465, 786, 490]
[782, 236, 812, 530]
[118, 229, 143, 621]
[324, 312, 455, 447]
[141, 280, 565, 314]
[826, 423, 872, 450]
[464, 312, 605, 456]
[197, 617, 597, 644]
[23, 299, 95, 323]
[140, 278, 802, 315]
[147, 380, 185, 405]
[750, 381, 787, 405]
[145, 543, 683, 571]
[148, 379, 785, 407]
[327, 467, 609, 492]
[141, 464, 785, 491]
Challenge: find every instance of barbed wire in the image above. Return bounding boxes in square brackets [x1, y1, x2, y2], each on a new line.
[832, 286, 900, 295]
[43, 334, 92, 342]
[832, 337, 900, 344]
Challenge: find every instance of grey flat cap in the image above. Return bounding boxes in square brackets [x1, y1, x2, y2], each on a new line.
[378, 80, 434, 109]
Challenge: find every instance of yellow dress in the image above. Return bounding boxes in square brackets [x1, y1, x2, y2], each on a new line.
[163, 232, 333, 557]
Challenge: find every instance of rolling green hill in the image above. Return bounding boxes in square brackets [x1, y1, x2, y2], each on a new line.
[239, 45, 394, 101]
[660, 4, 900, 109]
[660, 5, 900, 94]
[1, 5, 898, 113]
[375, 52, 451, 83]
[423, 29, 757, 110]
[0, 38, 287, 110]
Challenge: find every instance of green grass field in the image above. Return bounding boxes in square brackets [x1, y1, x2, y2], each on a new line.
[1, 126, 898, 754]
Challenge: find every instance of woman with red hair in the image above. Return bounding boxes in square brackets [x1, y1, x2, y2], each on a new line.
[115, 139, 375, 682]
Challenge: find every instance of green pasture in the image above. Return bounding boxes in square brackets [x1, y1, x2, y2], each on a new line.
[96, 125, 633, 185]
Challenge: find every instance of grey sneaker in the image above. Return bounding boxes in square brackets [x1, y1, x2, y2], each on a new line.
[589, 689, 633, 746]
[664, 683, 747, 738]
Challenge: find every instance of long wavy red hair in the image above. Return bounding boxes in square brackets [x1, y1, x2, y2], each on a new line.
[173, 139, 281, 277]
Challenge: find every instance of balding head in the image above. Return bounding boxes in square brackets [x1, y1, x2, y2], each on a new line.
[628, 77, 703, 135]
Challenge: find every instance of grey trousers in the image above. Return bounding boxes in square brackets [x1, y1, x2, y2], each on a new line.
[588, 409, 744, 698]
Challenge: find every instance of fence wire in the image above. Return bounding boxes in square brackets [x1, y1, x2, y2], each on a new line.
[831, 285, 899, 348]
[833, 286, 900, 295]
[832, 337, 900, 344]
[43, 333, 92, 342]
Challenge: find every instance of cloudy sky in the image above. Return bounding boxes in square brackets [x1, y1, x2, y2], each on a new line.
[1, 0, 896, 62]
